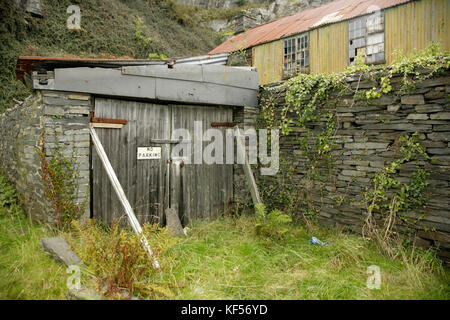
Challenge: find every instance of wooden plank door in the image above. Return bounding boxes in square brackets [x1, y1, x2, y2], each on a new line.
[92, 99, 233, 226]
[92, 98, 170, 225]
[171, 105, 233, 224]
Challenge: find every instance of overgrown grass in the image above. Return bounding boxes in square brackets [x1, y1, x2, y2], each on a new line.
[66, 220, 179, 299]
[68, 214, 450, 300]
[0, 176, 67, 300]
[0, 174, 448, 300]
[160, 216, 449, 300]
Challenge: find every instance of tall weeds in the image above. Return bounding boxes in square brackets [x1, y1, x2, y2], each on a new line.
[70, 220, 179, 299]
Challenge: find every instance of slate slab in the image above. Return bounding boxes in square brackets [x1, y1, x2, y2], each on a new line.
[165, 208, 185, 237]
[67, 287, 103, 300]
[41, 237, 82, 267]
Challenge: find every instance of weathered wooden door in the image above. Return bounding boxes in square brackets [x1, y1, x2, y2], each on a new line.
[92, 98, 233, 226]
[171, 104, 233, 224]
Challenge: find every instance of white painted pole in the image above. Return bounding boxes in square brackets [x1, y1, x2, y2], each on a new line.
[89, 127, 160, 270]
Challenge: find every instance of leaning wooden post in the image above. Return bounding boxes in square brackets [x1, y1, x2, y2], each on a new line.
[234, 126, 262, 206]
[89, 127, 160, 270]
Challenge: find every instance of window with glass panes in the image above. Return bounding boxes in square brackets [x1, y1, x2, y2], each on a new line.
[283, 33, 309, 73]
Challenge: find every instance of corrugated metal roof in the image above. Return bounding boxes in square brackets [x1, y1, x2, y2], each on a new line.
[16, 54, 231, 81]
[209, 0, 411, 54]
[175, 53, 230, 65]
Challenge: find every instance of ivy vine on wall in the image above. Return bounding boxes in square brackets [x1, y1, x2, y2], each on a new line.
[257, 43, 449, 232]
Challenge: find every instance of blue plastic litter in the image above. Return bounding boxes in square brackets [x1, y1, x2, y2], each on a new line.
[309, 237, 328, 246]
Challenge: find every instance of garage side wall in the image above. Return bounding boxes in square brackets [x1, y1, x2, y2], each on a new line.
[41, 90, 91, 220]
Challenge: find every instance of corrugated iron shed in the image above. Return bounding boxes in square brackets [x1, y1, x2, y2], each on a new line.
[209, 0, 411, 54]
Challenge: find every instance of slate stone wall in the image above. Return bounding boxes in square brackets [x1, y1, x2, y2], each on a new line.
[259, 70, 450, 262]
[0, 90, 91, 222]
[0, 92, 47, 220]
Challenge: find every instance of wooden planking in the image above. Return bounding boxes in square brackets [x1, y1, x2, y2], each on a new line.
[136, 104, 147, 223]
[90, 123, 124, 129]
[93, 98, 233, 226]
[171, 104, 233, 223]
[118, 101, 130, 225]
[93, 98, 170, 225]
[110, 105, 122, 224]
[171, 105, 196, 222]
[153, 103, 170, 224]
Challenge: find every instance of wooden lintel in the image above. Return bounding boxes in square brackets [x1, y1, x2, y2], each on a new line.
[90, 123, 124, 129]
[211, 122, 235, 128]
[90, 111, 128, 125]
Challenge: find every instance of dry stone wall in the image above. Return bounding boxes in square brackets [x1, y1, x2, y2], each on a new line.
[0, 93, 47, 220]
[0, 90, 91, 222]
[259, 70, 450, 262]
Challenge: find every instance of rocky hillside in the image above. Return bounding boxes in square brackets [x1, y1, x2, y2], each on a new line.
[181, 0, 335, 32]
[176, 0, 331, 10]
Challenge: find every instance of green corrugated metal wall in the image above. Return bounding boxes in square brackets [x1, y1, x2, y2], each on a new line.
[385, 0, 450, 64]
[252, 0, 449, 85]
[309, 22, 349, 76]
[252, 40, 283, 86]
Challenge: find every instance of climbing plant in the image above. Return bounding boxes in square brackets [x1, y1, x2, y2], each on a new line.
[363, 133, 431, 257]
[39, 143, 87, 231]
[262, 43, 449, 135]
[257, 43, 448, 223]
[364, 43, 449, 99]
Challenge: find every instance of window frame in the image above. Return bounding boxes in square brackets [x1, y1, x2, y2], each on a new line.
[283, 33, 309, 76]
[348, 11, 385, 65]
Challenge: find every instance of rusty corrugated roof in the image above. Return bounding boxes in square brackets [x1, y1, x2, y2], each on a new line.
[209, 0, 411, 54]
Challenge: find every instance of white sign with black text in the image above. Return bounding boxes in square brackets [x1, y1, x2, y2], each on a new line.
[137, 147, 161, 160]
